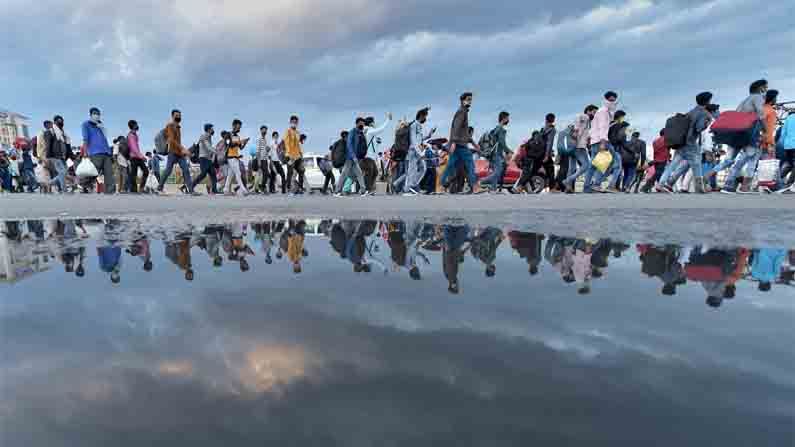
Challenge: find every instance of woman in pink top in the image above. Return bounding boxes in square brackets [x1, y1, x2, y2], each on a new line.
[127, 120, 150, 193]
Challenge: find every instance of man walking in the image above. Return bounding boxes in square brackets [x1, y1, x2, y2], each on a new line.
[269, 131, 287, 194]
[192, 123, 218, 194]
[540, 113, 557, 191]
[480, 111, 511, 193]
[658, 92, 715, 194]
[224, 119, 249, 195]
[641, 130, 669, 193]
[157, 109, 196, 195]
[81, 107, 115, 194]
[284, 116, 305, 194]
[255, 125, 274, 194]
[335, 117, 369, 197]
[583, 92, 619, 193]
[126, 120, 149, 193]
[563, 105, 598, 193]
[45, 115, 71, 192]
[721, 80, 768, 193]
[441, 93, 480, 193]
[403, 108, 435, 195]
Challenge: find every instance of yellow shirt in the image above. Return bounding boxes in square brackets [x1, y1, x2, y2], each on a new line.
[284, 128, 302, 160]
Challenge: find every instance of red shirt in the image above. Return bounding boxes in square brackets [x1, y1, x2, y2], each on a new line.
[652, 136, 669, 163]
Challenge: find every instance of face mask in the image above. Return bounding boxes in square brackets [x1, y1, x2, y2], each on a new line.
[55, 121, 64, 128]
[291, 123, 297, 129]
[174, 117, 182, 123]
[91, 114, 101, 122]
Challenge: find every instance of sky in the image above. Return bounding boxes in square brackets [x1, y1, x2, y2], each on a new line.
[2, 0, 794, 153]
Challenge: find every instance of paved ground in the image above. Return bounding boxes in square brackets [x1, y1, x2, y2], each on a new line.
[1, 192, 793, 247]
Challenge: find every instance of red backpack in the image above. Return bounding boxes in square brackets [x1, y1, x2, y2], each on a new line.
[711, 111, 760, 148]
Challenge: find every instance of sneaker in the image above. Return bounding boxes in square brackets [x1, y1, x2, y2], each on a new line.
[591, 186, 605, 193]
[403, 191, 418, 197]
[720, 188, 737, 195]
[334, 193, 344, 198]
[604, 187, 620, 194]
[759, 186, 773, 194]
[655, 184, 673, 194]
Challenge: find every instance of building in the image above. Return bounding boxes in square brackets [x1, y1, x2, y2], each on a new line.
[0, 108, 31, 148]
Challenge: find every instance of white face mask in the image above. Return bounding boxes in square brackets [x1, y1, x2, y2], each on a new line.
[91, 114, 101, 123]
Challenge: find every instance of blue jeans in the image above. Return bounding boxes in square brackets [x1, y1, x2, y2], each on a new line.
[481, 153, 505, 189]
[621, 165, 637, 191]
[564, 148, 591, 188]
[0, 167, 11, 191]
[21, 169, 37, 192]
[724, 146, 761, 190]
[441, 145, 477, 189]
[665, 145, 703, 186]
[49, 159, 67, 192]
[392, 160, 408, 193]
[158, 153, 193, 192]
[705, 146, 738, 177]
[588, 143, 622, 189]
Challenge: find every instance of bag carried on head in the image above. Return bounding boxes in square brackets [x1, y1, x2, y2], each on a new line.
[664, 113, 691, 149]
[478, 127, 500, 160]
[711, 111, 760, 148]
[331, 139, 347, 169]
[154, 129, 169, 155]
[392, 121, 414, 162]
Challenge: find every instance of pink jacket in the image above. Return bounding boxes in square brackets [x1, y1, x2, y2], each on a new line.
[589, 99, 616, 144]
[127, 131, 145, 160]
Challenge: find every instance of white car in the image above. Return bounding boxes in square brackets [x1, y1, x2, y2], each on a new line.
[301, 153, 329, 192]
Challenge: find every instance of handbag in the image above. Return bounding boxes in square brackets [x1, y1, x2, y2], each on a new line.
[75, 158, 99, 178]
[756, 157, 780, 187]
[592, 150, 614, 173]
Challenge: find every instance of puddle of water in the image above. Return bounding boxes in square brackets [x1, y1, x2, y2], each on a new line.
[1, 218, 794, 446]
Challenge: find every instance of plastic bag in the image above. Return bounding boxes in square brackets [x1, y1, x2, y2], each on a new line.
[756, 158, 780, 187]
[145, 173, 159, 190]
[592, 150, 613, 173]
[35, 164, 50, 183]
[76, 158, 99, 178]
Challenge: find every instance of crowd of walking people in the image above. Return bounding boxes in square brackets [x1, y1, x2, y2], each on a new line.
[2, 218, 792, 307]
[1, 79, 793, 196]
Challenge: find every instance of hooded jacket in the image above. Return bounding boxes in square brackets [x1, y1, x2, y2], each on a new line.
[589, 99, 617, 145]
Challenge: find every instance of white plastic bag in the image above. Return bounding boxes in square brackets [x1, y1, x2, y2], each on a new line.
[35, 164, 50, 183]
[145, 173, 159, 190]
[756, 158, 780, 187]
[76, 158, 99, 178]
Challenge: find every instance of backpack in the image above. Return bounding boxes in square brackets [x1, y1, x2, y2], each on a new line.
[189, 143, 200, 164]
[355, 129, 368, 160]
[276, 140, 286, 163]
[608, 122, 626, 146]
[392, 121, 414, 162]
[154, 129, 168, 155]
[664, 113, 691, 149]
[117, 136, 130, 158]
[523, 132, 547, 159]
[478, 127, 500, 160]
[331, 139, 347, 169]
[556, 127, 576, 156]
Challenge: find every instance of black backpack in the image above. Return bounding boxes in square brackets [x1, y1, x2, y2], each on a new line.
[664, 113, 691, 149]
[523, 132, 547, 159]
[392, 121, 414, 162]
[608, 122, 627, 146]
[117, 136, 130, 158]
[355, 129, 368, 159]
[189, 143, 200, 164]
[331, 139, 347, 169]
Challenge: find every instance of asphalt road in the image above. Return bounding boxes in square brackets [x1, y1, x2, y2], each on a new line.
[1, 193, 793, 247]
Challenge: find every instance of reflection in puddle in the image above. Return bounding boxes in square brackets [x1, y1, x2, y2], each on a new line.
[1, 218, 794, 446]
[2, 218, 793, 306]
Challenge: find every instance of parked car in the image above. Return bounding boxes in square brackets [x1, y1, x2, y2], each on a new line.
[301, 153, 328, 192]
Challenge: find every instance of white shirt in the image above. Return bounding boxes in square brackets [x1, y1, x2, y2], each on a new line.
[409, 120, 433, 154]
[363, 116, 392, 157]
